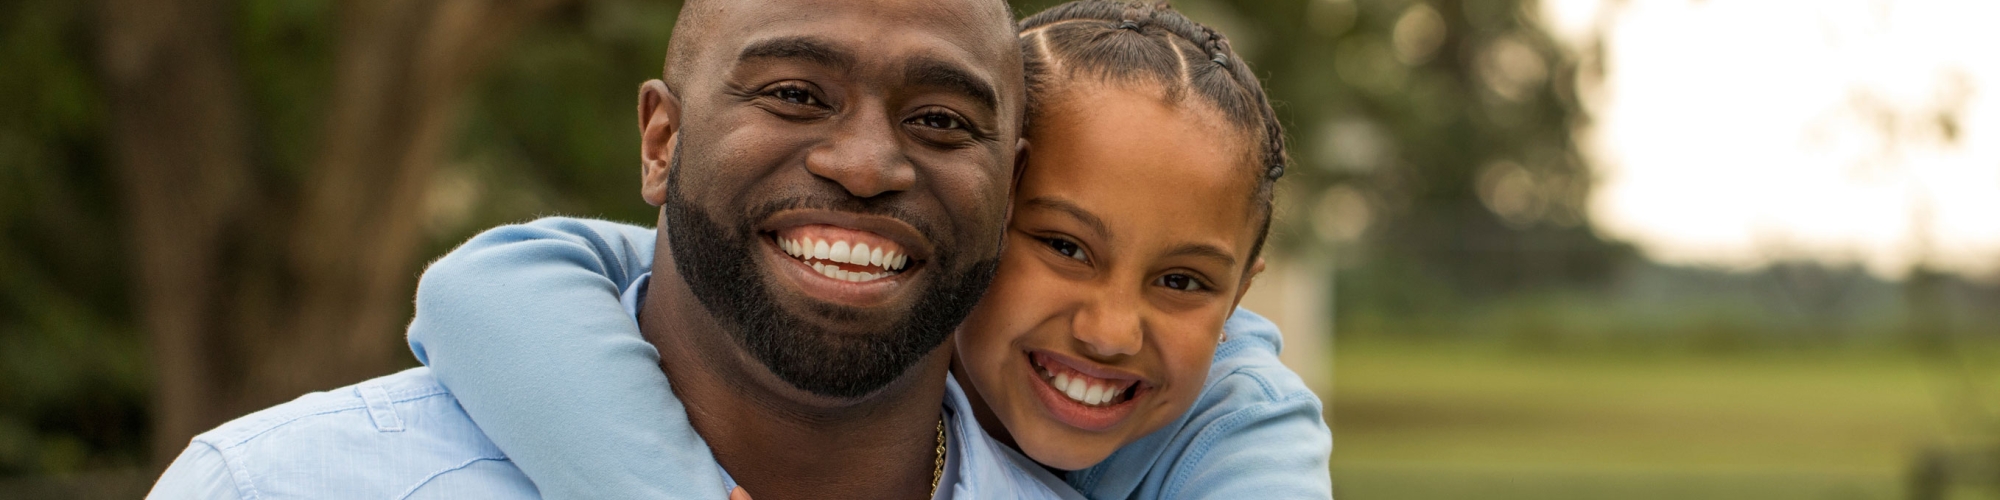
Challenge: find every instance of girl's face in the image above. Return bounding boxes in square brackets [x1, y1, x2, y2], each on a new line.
[954, 84, 1266, 470]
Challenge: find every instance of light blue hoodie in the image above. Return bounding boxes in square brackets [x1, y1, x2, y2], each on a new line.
[407, 217, 1332, 499]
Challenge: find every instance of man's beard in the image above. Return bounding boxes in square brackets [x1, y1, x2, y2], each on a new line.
[661, 153, 1000, 398]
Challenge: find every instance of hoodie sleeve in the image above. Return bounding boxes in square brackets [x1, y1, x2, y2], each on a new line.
[407, 217, 727, 500]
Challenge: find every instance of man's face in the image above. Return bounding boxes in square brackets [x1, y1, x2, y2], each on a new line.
[649, 0, 1022, 398]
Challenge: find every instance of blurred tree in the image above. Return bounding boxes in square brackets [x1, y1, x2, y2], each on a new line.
[95, 0, 572, 466]
[2, 0, 149, 475]
[4, 0, 682, 474]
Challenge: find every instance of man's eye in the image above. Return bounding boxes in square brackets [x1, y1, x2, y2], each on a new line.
[1042, 237, 1087, 262]
[911, 112, 963, 130]
[772, 87, 819, 105]
[1156, 274, 1205, 292]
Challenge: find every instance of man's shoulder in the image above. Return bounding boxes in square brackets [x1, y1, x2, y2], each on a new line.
[172, 367, 536, 499]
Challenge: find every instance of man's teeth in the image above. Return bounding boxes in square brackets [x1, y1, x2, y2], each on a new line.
[781, 236, 909, 282]
[1043, 365, 1129, 407]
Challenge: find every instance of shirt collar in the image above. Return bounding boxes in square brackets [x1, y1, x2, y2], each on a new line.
[618, 272, 1075, 500]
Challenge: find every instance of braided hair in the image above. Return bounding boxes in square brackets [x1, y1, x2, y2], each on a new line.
[1019, 1, 1289, 268]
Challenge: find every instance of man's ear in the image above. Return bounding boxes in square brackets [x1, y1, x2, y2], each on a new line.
[1229, 256, 1268, 311]
[638, 80, 682, 207]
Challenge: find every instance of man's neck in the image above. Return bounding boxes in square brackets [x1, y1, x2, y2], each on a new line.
[640, 253, 951, 500]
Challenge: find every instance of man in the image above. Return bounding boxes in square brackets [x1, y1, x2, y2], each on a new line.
[147, 0, 1062, 498]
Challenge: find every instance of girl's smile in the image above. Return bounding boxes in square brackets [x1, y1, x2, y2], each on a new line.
[1024, 350, 1148, 431]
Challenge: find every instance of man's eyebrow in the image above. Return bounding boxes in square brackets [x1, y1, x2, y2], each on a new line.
[738, 36, 856, 70]
[1025, 197, 1110, 239]
[905, 58, 999, 113]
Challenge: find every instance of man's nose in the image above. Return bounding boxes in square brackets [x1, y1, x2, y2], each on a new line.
[804, 109, 916, 198]
[1071, 287, 1144, 358]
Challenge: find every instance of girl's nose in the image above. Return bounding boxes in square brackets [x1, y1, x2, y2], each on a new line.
[1071, 288, 1143, 358]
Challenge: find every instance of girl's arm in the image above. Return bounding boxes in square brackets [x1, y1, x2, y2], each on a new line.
[407, 217, 726, 500]
[1069, 309, 1334, 499]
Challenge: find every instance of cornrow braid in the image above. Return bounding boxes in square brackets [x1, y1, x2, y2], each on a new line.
[1017, 0, 1290, 266]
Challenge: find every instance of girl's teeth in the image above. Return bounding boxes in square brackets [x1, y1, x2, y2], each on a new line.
[1039, 360, 1130, 406]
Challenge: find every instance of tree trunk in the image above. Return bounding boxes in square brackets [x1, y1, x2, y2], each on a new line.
[98, 0, 569, 468]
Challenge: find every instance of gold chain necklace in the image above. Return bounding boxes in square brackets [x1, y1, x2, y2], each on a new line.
[930, 417, 946, 496]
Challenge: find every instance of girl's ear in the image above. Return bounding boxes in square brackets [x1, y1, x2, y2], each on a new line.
[638, 80, 683, 207]
[1229, 256, 1267, 312]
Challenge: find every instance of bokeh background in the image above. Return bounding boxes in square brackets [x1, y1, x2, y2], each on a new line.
[3, 0, 1998, 498]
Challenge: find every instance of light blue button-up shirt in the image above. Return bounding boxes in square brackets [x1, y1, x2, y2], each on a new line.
[147, 275, 1083, 500]
[401, 217, 1331, 499]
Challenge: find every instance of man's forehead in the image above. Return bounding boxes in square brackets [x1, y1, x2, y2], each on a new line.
[716, 0, 1007, 33]
[701, 0, 1016, 73]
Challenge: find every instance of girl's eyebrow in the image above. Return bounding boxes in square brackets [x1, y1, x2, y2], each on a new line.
[1163, 243, 1236, 268]
[1025, 196, 1110, 240]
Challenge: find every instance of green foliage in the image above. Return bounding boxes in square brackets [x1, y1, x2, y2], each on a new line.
[444, 0, 683, 237]
[0, 0, 148, 476]
[0, 0, 693, 476]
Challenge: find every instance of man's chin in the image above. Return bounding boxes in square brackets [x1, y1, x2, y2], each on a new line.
[663, 185, 991, 399]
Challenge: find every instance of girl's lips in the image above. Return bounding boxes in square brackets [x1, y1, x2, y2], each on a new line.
[1022, 350, 1147, 432]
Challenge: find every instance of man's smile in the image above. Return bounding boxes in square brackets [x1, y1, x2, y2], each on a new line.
[757, 209, 935, 308]
[776, 225, 911, 282]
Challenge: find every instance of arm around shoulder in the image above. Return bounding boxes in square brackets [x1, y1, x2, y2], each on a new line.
[406, 217, 726, 500]
[1165, 388, 1332, 499]
[148, 442, 245, 500]
[1167, 309, 1332, 499]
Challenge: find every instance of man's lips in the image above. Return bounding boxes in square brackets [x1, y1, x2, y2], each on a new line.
[755, 210, 933, 307]
[774, 225, 911, 283]
[758, 210, 934, 262]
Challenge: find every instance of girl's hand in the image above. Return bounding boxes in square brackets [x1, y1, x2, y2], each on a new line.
[730, 486, 754, 500]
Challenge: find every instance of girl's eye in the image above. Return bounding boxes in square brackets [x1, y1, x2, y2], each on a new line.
[771, 87, 819, 106]
[1157, 273, 1206, 292]
[1042, 237, 1087, 262]
[911, 112, 963, 130]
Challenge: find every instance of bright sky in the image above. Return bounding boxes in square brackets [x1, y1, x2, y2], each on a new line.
[1540, 0, 2000, 279]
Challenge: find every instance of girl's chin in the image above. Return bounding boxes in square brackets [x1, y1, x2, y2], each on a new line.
[1011, 430, 1117, 471]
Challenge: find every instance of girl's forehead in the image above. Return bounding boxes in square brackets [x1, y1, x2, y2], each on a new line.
[1029, 82, 1254, 161]
[1023, 84, 1253, 188]
[1015, 85, 1262, 251]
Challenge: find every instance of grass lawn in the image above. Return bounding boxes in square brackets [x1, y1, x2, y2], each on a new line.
[1326, 339, 1998, 499]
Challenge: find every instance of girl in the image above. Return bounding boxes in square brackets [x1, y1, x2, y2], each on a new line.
[410, 2, 1330, 498]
